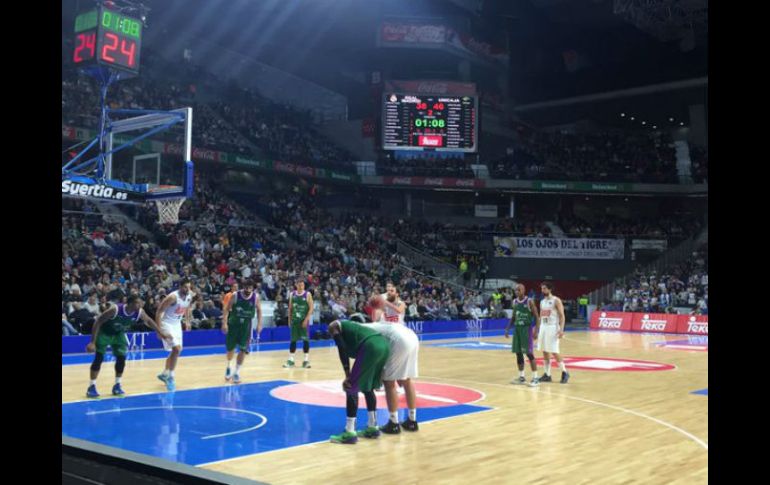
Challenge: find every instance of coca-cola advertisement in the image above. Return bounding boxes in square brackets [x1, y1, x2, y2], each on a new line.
[384, 80, 477, 96]
[379, 22, 447, 44]
[382, 176, 485, 188]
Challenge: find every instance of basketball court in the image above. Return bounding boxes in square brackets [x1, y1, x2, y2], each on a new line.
[62, 328, 708, 484]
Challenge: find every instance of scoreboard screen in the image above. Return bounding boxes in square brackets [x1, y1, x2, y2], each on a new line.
[383, 93, 477, 152]
[73, 7, 142, 75]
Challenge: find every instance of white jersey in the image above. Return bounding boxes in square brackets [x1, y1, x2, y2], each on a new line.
[368, 322, 419, 380]
[539, 296, 560, 326]
[380, 293, 405, 324]
[161, 290, 195, 326]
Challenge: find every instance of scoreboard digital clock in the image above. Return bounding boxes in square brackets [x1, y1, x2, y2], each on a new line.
[383, 93, 477, 152]
[73, 7, 142, 75]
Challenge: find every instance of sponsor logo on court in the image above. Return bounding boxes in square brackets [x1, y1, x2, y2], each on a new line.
[429, 341, 508, 350]
[271, 381, 484, 408]
[535, 356, 676, 372]
[655, 336, 708, 351]
[61, 180, 129, 201]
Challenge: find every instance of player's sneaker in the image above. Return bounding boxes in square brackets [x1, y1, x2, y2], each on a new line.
[157, 373, 169, 385]
[529, 377, 540, 387]
[233, 374, 241, 384]
[356, 426, 381, 439]
[400, 419, 419, 432]
[282, 360, 295, 368]
[112, 383, 125, 396]
[329, 431, 358, 444]
[560, 371, 570, 384]
[225, 367, 232, 382]
[166, 377, 176, 391]
[539, 374, 552, 382]
[379, 421, 401, 434]
[86, 385, 99, 398]
[511, 376, 526, 385]
[302, 361, 311, 368]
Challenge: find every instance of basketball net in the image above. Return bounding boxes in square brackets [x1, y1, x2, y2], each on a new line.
[154, 198, 186, 225]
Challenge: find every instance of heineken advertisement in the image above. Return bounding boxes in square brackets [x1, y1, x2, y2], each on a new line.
[62, 125, 360, 184]
[534, 181, 633, 192]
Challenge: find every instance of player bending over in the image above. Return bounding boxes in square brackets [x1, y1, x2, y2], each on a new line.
[328, 318, 390, 444]
[86, 295, 170, 397]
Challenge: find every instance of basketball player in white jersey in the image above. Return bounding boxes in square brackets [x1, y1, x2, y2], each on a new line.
[362, 305, 420, 434]
[535, 282, 570, 384]
[379, 281, 406, 324]
[155, 278, 195, 391]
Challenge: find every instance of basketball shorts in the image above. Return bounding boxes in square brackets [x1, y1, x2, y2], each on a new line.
[536, 324, 561, 353]
[382, 330, 419, 381]
[95, 332, 129, 357]
[160, 319, 183, 350]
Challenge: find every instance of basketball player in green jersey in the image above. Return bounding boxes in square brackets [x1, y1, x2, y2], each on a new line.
[283, 279, 314, 368]
[86, 295, 170, 398]
[504, 283, 540, 386]
[222, 279, 262, 384]
[328, 319, 391, 444]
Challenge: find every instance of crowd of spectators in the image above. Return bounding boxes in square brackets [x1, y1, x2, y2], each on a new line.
[211, 91, 355, 171]
[490, 129, 679, 184]
[61, 171, 501, 335]
[62, 47, 355, 170]
[378, 155, 474, 178]
[555, 213, 702, 240]
[600, 245, 708, 314]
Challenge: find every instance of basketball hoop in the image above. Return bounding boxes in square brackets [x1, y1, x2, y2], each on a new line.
[154, 198, 186, 225]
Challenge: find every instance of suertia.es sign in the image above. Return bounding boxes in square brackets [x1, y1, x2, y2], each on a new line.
[62, 179, 134, 201]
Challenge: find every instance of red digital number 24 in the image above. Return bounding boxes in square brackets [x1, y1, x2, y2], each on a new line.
[101, 33, 136, 67]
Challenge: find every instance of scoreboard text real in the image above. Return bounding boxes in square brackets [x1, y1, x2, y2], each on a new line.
[73, 7, 142, 75]
[382, 93, 478, 153]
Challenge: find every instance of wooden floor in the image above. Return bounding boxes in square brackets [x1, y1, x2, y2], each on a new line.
[62, 330, 708, 484]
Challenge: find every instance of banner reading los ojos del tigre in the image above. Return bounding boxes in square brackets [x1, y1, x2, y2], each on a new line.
[494, 236, 625, 260]
[590, 311, 708, 335]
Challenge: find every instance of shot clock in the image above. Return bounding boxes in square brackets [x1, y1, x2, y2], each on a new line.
[383, 93, 477, 152]
[73, 7, 142, 75]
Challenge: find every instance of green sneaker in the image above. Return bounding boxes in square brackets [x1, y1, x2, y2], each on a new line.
[282, 360, 295, 368]
[356, 426, 381, 439]
[329, 431, 358, 444]
[302, 361, 311, 368]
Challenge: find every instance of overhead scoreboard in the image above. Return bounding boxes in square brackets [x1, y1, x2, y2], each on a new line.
[72, 6, 142, 74]
[383, 93, 477, 152]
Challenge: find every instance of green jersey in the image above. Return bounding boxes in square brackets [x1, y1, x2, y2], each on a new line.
[339, 320, 380, 354]
[512, 297, 534, 326]
[101, 303, 141, 335]
[229, 291, 258, 326]
[290, 291, 311, 326]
